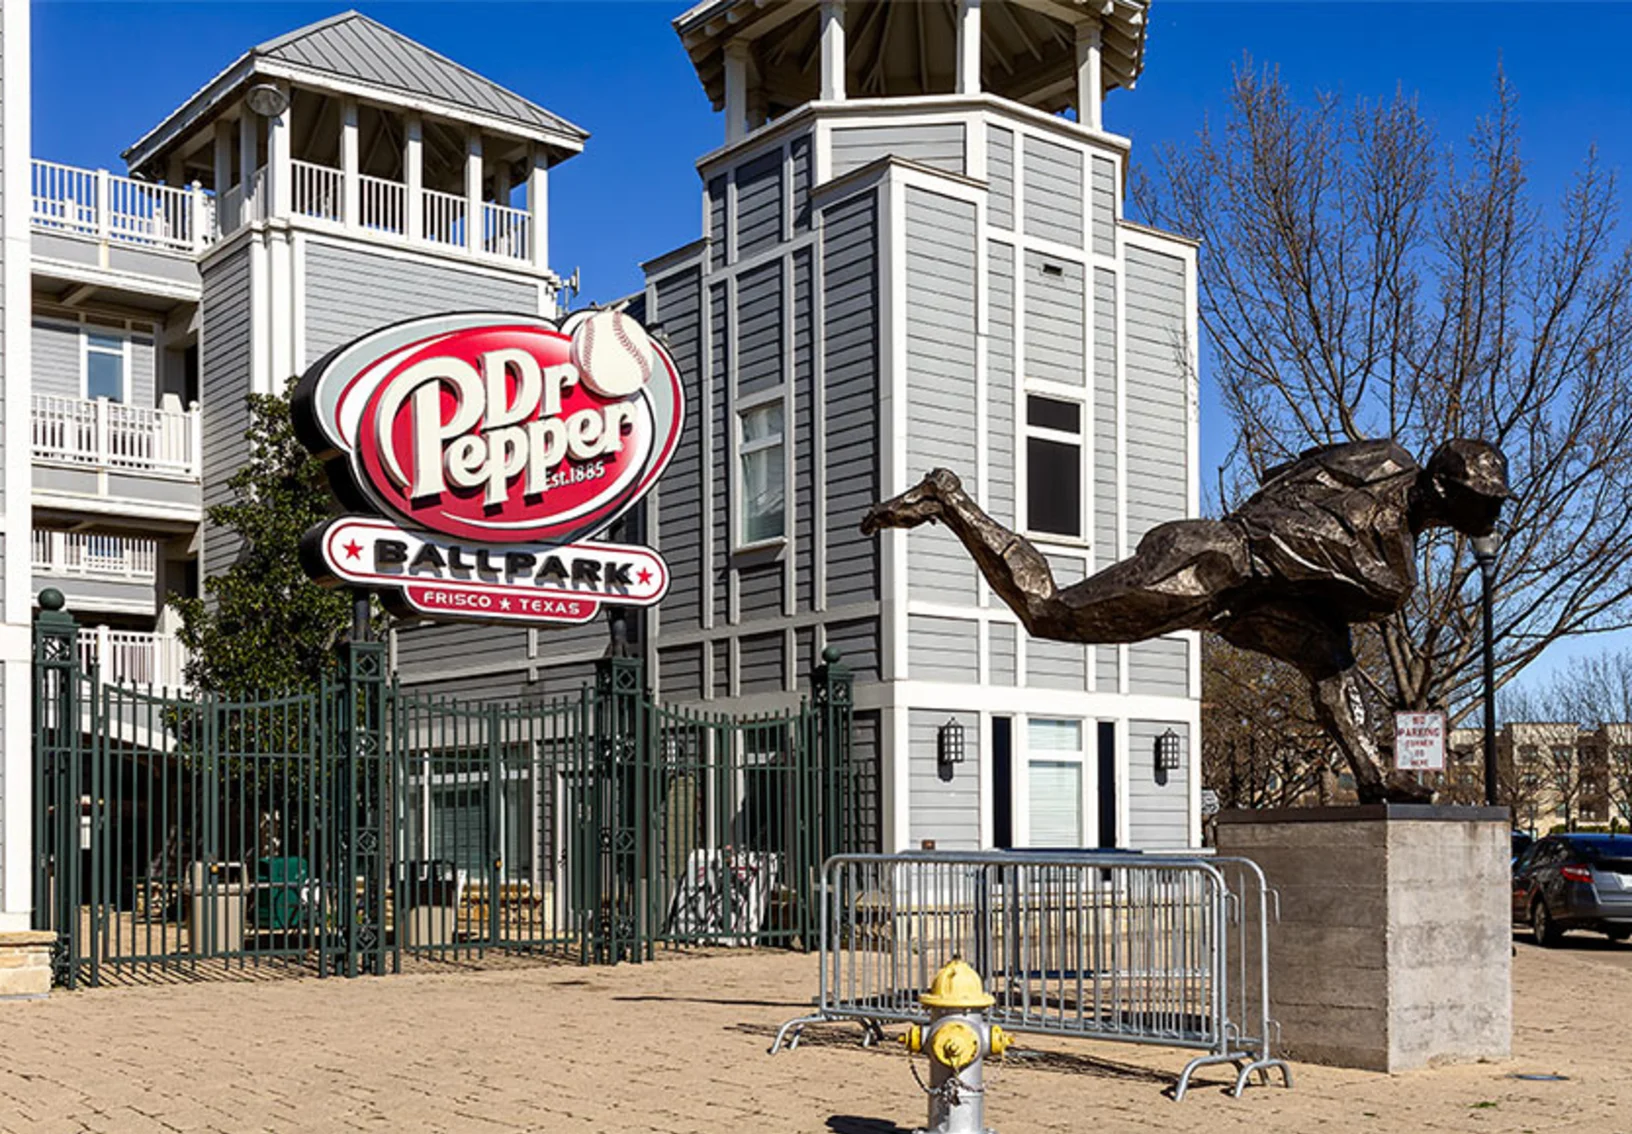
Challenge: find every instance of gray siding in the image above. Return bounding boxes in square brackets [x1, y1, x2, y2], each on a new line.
[530, 658, 599, 699]
[659, 643, 705, 701]
[990, 623, 1016, 686]
[851, 710, 884, 851]
[909, 615, 979, 683]
[831, 123, 965, 178]
[1127, 719, 1190, 850]
[395, 621, 528, 681]
[713, 639, 730, 697]
[987, 242, 1015, 526]
[735, 149, 784, 258]
[653, 267, 704, 625]
[198, 245, 254, 581]
[1023, 136, 1084, 248]
[1091, 157, 1117, 258]
[708, 176, 727, 268]
[709, 281, 730, 622]
[791, 135, 813, 233]
[303, 243, 537, 360]
[739, 630, 784, 693]
[1128, 637, 1190, 697]
[1096, 645, 1120, 692]
[1024, 251, 1085, 387]
[821, 192, 879, 607]
[736, 260, 783, 395]
[989, 127, 1015, 231]
[1124, 247, 1190, 545]
[739, 560, 783, 617]
[904, 188, 978, 605]
[909, 709, 980, 851]
[793, 249, 817, 611]
[1027, 639, 1087, 691]
[1093, 268, 1118, 562]
[30, 319, 78, 398]
[795, 625, 815, 691]
[825, 618, 880, 683]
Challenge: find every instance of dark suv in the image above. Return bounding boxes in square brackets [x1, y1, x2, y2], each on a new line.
[1512, 834, 1632, 946]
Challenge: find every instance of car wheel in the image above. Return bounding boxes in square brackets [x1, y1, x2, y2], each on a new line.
[1532, 900, 1563, 947]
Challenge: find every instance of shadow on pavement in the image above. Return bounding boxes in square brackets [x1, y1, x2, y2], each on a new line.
[826, 1118, 908, 1134]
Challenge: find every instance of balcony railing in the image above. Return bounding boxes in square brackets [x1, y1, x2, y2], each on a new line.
[361, 173, 407, 235]
[32, 394, 202, 479]
[422, 187, 468, 249]
[33, 530, 159, 581]
[79, 626, 189, 690]
[31, 158, 213, 253]
[291, 159, 342, 223]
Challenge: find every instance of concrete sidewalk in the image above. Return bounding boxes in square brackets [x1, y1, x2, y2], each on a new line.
[0, 939, 1623, 1133]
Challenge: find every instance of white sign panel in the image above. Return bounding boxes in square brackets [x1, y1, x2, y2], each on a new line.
[1394, 711, 1446, 772]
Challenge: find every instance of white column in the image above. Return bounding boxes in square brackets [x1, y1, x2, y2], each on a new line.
[212, 118, 232, 197]
[267, 80, 292, 216]
[465, 131, 484, 253]
[404, 113, 424, 241]
[956, 0, 982, 96]
[0, 0, 36, 930]
[238, 106, 259, 218]
[528, 146, 549, 270]
[1076, 18, 1103, 131]
[819, 0, 846, 102]
[340, 97, 360, 227]
[723, 40, 750, 144]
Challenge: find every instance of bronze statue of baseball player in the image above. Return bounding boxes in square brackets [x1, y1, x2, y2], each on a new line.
[862, 438, 1512, 804]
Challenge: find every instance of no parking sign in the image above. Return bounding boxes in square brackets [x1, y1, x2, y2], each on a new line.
[1394, 711, 1446, 772]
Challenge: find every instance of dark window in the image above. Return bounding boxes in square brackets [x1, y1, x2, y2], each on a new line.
[1026, 395, 1082, 537]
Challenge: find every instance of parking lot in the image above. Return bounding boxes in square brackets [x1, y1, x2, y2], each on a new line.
[0, 932, 1625, 1134]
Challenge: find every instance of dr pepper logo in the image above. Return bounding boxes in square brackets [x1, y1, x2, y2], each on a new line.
[294, 311, 684, 546]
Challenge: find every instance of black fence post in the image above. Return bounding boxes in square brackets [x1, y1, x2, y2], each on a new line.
[32, 589, 80, 988]
[593, 655, 644, 964]
[338, 602, 388, 978]
[809, 646, 854, 950]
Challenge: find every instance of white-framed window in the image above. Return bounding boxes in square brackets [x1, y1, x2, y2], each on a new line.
[737, 398, 786, 545]
[1027, 717, 1084, 847]
[83, 329, 128, 403]
[1024, 393, 1083, 538]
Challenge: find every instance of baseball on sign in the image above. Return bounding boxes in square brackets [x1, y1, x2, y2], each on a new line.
[571, 309, 654, 398]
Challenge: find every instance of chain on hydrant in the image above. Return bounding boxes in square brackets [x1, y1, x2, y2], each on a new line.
[900, 958, 1013, 1134]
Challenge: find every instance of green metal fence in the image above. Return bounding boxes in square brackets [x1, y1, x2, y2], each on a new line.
[32, 603, 864, 988]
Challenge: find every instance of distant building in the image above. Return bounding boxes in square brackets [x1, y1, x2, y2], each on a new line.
[1449, 723, 1622, 833]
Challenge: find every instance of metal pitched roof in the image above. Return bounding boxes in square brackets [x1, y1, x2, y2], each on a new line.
[255, 11, 585, 140]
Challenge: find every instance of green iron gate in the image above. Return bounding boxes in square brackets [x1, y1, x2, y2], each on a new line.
[31, 597, 864, 988]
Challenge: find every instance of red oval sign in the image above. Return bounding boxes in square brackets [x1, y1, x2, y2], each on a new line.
[295, 312, 684, 545]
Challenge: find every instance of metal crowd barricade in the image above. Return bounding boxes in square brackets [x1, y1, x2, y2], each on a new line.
[772, 851, 1292, 1101]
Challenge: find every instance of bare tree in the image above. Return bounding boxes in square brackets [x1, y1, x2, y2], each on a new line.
[1202, 634, 1335, 809]
[1538, 649, 1632, 828]
[1137, 62, 1632, 727]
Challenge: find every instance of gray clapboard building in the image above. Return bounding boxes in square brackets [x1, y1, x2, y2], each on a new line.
[633, 0, 1200, 852]
[0, 0, 1198, 904]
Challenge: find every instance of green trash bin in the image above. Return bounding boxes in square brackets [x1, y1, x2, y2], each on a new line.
[254, 857, 312, 931]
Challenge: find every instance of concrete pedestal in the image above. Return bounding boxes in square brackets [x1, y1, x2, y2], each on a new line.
[1216, 805, 1510, 1072]
[0, 930, 55, 999]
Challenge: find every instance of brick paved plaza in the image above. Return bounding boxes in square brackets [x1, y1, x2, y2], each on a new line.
[0, 939, 1624, 1133]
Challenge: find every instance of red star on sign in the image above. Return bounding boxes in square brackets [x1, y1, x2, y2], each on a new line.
[637, 568, 652, 585]
[342, 540, 364, 560]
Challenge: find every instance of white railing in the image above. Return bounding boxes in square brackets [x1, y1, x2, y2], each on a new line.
[361, 174, 407, 235]
[422, 188, 467, 249]
[32, 394, 201, 478]
[32, 158, 210, 252]
[291, 159, 343, 223]
[482, 201, 532, 260]
[79, 627, 189, 690]
[33, 530, 159, 581]
[215, 165, 267, 236]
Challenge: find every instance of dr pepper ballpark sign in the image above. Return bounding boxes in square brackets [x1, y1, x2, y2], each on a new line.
[293, 310, 682, 626]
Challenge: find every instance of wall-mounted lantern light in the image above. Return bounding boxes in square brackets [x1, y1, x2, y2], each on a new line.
[937, 718, 966, 768]
[1154, 728, 1183, 776]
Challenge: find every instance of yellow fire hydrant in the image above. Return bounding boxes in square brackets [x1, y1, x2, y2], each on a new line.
[901, 958, 1013, 1134]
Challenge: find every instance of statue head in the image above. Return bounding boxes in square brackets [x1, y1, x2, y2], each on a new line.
[1420, 439, 1512, 537]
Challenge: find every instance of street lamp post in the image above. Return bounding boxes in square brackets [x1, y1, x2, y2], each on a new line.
[1471, 532, 1502, 807]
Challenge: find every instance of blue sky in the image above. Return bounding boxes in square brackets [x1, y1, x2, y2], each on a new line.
[31, 0, 1632, 684]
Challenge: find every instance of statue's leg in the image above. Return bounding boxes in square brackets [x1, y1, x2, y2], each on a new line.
[1218, 605, 1427, 805]
[863, 469, 1247, 642]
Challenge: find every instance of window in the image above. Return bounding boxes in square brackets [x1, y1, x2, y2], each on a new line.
[85, 331, 127, 402]
[1025, 394, 1082, 537]
[1027, 718, 1083, 847]
[738, 402, 785, 544]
